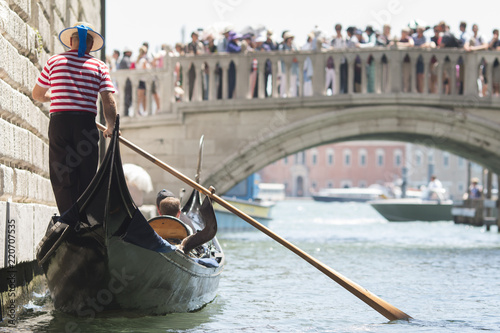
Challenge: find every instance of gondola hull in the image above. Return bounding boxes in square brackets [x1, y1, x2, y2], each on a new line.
[107, 238, 222, 314]
[42, 231, 223, 314]
[37, 117, 224, 315]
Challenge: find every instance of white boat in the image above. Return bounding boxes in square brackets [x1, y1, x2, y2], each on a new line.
[369, 188, 453, 222]
[312, 186, 386, 203]
[257, 183, 286, 201]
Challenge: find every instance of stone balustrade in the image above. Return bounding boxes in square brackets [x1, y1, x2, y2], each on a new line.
[111, 48, 500, 117]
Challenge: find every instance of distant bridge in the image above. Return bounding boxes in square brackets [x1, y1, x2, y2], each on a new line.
[111, 48, 500, 199]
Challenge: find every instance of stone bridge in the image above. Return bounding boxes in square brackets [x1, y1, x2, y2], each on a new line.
[111, 48, 500, 200]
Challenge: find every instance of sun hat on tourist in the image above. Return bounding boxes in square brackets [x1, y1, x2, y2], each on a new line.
[471, 177, 480, 184]
[59, 22, 104, 52]
[223, 25, 234, 34]
[283, 32, 294, 40]
[228, 31, 242, 41]
[242, 33, 253, 40]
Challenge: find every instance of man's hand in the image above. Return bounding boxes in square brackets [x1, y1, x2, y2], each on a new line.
[102, 127, 114, 138]
[100, 91, 118, 138]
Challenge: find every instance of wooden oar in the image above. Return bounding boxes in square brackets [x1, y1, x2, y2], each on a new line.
[96, 122, 412, 321]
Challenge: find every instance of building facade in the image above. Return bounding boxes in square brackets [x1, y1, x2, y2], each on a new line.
[259, 141, 490, 200]
[259, 141, 406, 197]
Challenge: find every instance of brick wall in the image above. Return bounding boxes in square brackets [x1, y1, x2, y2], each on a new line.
[0, 0, 102, 268]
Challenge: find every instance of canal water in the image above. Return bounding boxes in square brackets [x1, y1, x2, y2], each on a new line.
[5, 200, 500, 332]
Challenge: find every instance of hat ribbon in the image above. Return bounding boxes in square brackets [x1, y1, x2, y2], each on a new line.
[76, 25, 89, 57]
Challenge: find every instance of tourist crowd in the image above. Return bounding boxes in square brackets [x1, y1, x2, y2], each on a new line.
[108, 20, 500, 114]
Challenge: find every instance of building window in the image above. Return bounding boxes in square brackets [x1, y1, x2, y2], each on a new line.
[376, 149, 385, 167]
[458, 182, 464, 193]
[311, 181, 317, 189]
[458, 157, 465, 169]
[415, 151, 422, 166]
[358, 149, 367, 166]
[472, 162, 481, 171]
[312, 151, 318, 165]
[394, 149, 402, 167]
[359, 180, 367, 188]
[293, 152, 306, 165]
[443, 152, 450, 168]
[327, 149, 334, 166]
[284, 156, 288, 165]
[327, 181, 334, 188]
[428, 151, 434, 164]
[341, 180, 352, 188]
[343, 149, 351, 166]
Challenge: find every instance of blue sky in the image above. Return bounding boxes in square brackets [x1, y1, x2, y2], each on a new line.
[106, 0, 498, 55]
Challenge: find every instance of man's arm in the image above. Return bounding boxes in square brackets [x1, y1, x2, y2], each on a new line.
[100, 91, 117, 138]
[32, 84, 51, 103]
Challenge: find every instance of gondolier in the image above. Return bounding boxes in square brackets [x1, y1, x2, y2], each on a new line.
[32, 22, 117, 214]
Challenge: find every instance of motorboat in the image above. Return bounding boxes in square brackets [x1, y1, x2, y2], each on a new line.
[369, 188, 453, 222]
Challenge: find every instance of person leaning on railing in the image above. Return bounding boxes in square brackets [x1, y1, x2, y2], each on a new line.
[489, 29, 500, 96]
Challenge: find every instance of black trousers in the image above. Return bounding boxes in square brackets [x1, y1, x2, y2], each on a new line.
[48, 112, 99, 214]
[228, 62, 236, 99]
[124, 78, 132, 116]
[188, 64, 196, 101]
[340, 62, 348, 94]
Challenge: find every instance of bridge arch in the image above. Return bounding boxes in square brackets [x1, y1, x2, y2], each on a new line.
[204, 105, 500, 193]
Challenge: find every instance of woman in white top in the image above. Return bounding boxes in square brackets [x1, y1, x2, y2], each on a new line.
[136, 46, 151, 115]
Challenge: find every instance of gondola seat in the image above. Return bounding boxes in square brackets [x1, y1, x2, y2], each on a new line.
[148, 216, 194, 244]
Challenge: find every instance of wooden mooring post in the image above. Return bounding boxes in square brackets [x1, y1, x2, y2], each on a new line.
[452, 199, 499, 232]
[453, 170, 499, 232]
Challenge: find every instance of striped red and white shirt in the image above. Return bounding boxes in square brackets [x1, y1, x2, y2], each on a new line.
[36, 50, 115, 114]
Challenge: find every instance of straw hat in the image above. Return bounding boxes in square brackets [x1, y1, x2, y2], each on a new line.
[283, 31, 294, 40]
[58, 22, 104, 52]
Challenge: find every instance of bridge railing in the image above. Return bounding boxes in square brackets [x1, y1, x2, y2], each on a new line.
[111, 48, 500, 116]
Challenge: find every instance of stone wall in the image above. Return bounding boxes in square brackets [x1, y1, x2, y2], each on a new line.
[0, 0, 102, 269]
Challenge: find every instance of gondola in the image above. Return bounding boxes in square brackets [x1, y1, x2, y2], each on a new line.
[36, 117, 224, 315]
